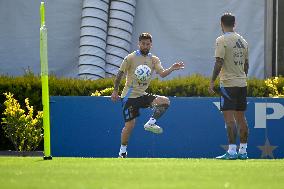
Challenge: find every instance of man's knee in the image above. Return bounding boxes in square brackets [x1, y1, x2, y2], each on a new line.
[165, 97, 170, 106]
[154, 96, 170, 106]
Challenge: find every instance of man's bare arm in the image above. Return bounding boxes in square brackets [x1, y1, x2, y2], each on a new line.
[208, 57, 224, 94]
[113, 70, 124, 91]
[111, 70, 124, 102]
[211, 57, 224, 82]
[244, 59, 249, 76]
[158, 62, 184, 78]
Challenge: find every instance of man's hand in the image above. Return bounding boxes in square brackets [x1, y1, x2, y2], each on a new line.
[171, 61, 185, 71]
[208, 81, 215, 95]
[111, 90, 120, 102]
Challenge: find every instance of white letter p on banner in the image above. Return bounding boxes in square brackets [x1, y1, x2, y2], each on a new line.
[255, 103, 284, 128]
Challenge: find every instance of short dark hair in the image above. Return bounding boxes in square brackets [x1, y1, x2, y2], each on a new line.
[221, 13, 235, 27]
[139, 33, 152, 42]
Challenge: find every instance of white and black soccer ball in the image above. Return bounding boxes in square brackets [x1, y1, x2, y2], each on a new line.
[134, 65, 151, 82]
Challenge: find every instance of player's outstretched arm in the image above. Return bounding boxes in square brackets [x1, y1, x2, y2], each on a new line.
[111, 70, 124, 102]
[159, 61, 184, 78]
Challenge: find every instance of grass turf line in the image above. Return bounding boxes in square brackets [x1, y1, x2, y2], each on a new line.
[0, 157, 283, 189]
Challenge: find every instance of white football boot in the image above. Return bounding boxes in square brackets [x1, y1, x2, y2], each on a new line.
[144, 121, 163, 134]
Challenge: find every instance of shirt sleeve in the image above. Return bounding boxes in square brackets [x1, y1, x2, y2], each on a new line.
[214, 37, 225, 59]
[119, 55, 130, 72]
[153, 56, 164, 74]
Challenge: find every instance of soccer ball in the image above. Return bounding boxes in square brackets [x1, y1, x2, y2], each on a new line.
[134, 65, 151, 82]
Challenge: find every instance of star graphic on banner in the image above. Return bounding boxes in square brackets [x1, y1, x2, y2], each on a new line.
[257, 138, 278, 159]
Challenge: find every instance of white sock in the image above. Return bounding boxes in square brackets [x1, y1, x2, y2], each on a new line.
[239, 143, 247, 154]
[148, 117, 156, 124]
[119, 145, 127, 154]
[228, 144, 237, 155]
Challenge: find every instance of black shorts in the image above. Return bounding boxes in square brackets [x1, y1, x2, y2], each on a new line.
[220, 86, 247, 111]
[122, 94, 157, 122]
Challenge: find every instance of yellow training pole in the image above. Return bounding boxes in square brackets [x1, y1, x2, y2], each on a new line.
[40, 2, 52, 160]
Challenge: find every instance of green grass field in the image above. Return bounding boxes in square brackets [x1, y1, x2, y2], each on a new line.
[0, 157, 283, 189]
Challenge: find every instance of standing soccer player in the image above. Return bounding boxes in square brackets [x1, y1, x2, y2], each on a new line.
[209, 13, 249, 160]
[111, 33, 184, 158]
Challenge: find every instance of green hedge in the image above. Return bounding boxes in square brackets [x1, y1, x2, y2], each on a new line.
[0, 73, 283, 150]
[2, 73, 283, 99]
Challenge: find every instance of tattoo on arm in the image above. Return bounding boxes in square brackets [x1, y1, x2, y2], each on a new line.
[244, 59, 249, 76]
[152, 104, 169, 120]
[211, 58, 224, 82]
[114, 70, 124, 91]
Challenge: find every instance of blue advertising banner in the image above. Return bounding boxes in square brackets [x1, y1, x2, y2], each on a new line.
[50, 97, 284, 158]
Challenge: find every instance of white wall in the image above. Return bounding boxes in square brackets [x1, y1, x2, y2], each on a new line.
[0, 0, 82, 77]
[131, 0, 265, 78]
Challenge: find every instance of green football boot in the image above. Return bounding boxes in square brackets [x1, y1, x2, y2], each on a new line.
[238, 153, 248, 160]
[216, 152, 238, 160]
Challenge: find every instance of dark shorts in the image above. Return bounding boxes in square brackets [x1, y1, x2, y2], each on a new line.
[122, 94, 157, 122]
[220, 86, 247, 111]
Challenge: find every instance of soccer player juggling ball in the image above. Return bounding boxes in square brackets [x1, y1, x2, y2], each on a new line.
[209, 13, 249, 160]
[111, 33, 184, 158]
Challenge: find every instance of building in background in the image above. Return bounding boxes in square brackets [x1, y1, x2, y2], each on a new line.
[276, 0, 284, 76]
[0, 0, 282, 79]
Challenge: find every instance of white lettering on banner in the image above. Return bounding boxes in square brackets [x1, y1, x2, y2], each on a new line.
[213, 102, 220, 111]
[213, 102, 284, 129]
[255, 103, 284, 128]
